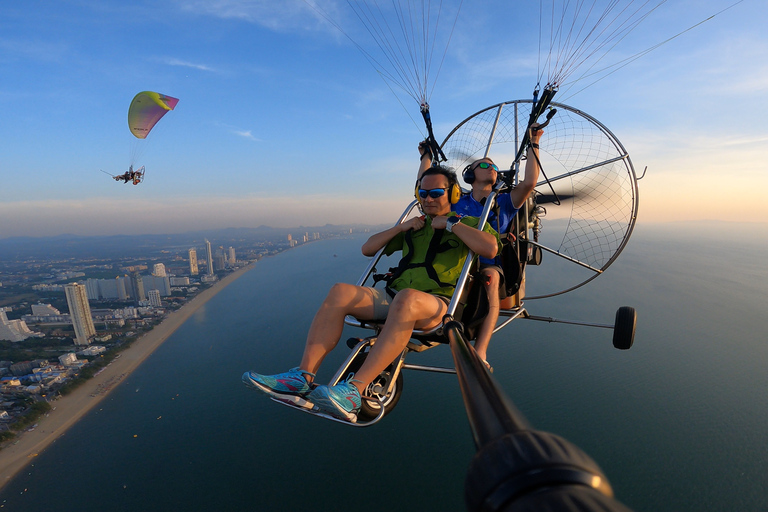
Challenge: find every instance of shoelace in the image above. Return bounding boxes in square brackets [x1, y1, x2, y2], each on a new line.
[289, 367, 316, 382]
[343, 373, 363, 391]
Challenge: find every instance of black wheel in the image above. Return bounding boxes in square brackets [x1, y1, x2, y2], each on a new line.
[612, 306, 636, 350]
[358, 368, 403, 422]
[527, 244, 543, 266]
[343, 339, 405, 422]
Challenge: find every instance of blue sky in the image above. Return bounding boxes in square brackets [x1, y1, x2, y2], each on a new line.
[1, 0, 765, 237]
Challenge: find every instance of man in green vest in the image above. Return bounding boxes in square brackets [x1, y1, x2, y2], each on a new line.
[243, 165, 500, 422]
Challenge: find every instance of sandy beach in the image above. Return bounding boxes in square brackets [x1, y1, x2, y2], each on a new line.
[0, 263, 254, 489]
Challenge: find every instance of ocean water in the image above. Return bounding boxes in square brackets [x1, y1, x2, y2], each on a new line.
[1, 223, 767, 511]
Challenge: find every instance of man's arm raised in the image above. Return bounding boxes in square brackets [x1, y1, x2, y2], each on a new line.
[509, 125, 543, 208]
[417, 140, 432, 181]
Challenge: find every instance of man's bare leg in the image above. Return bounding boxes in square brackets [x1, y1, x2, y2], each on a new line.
[473, 268, 501, 364]
[298, 283, 377, 381]
[352, 288, 447, 390]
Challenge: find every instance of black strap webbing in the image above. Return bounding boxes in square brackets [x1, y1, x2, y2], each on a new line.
[385, 227, 456, 289]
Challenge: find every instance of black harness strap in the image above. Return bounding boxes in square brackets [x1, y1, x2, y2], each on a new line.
[422, 229, 457, 288]
[378, 227, 458, 291]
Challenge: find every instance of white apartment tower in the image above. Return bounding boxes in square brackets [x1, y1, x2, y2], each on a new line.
[32, 303, 61, 316]
[228, 247, 236, 266]
[0, 309, 42, 342]
[205, 239, 214, 275]
[132, 272, 146, 303]
[65, 283, 96, 346]
[147, 289, 162, 307]
[152, 263, 167, 277]
[188, 248, 199, 276]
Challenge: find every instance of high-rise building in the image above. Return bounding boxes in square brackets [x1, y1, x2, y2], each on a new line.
[188, 248, 198, 276]
[214, 254, 226, 271]
[0, 309, 42, 342]
[147, 289, 162, 307]
[152, 263, 167, 277]
[142, 275, 171, 296]
[116, 276, 129, 300]
[205, 239, 214, 275]
[84, 277, 129, 300]
[131, 272, 146, 303]
[85, 278, 100, 300]
[118, 275, 131, 300]
[65, 283, 96, 346]
[228, 247, 236, 265]
[31, 304, 61, 316]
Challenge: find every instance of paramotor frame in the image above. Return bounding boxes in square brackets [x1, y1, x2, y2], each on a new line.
[440, 99, 639, 299]
[104, 165, 145, 186]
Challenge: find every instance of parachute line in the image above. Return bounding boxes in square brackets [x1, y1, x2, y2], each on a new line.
[540, 0, 669, 89]
[306, 0, 462, 107]
[558, 0, 746, 100]
[536, 0, 745, 100]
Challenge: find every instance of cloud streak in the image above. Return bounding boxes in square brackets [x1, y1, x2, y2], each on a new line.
[164, 57, 217, 72]
[176, 0, 338, 32]
[233, 129, 260, 141]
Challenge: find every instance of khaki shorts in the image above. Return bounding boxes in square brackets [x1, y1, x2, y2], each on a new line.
[368, 287, 393, 321]
[368, 287, 450, 321]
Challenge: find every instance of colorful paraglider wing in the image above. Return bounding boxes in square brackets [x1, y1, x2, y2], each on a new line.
[128, 91, 179, 139]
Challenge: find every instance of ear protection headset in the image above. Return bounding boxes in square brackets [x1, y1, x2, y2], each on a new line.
[415, 168, 461, 204]
[462, 160, 498, 186]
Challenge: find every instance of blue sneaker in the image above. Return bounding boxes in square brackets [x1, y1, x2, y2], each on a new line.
[308, 378, 362, 422]
[242, 367, 315, 401]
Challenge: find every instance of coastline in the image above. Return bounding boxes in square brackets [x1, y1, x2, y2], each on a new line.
[0, 263, 254, 489]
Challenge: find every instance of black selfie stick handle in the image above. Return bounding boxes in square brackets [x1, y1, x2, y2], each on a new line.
[465, 430, 633, 512]
[444, 320, 634, 512]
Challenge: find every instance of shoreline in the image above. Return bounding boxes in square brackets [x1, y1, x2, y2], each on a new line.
[0, 263, 255, 489]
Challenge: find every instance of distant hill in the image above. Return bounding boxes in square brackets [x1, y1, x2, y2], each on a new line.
[0, 224, 388, 260]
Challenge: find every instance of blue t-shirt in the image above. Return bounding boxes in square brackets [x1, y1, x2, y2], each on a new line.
[453, 193, 519, 265]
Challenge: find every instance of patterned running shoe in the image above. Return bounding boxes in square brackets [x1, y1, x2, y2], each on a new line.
[242, 367, 315, 400]
[307, 378, 362, 422]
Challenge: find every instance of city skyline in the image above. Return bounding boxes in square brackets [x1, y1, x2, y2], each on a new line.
[1, 1, 765, 238]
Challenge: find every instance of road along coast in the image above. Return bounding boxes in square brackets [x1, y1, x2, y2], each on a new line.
[0, 264, 254, 489]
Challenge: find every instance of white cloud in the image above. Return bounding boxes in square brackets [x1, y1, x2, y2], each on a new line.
[211, 121, 262, 141]
[164, 58, 217, 72]
[175, 0, 343, 32]
[233, 129, 260, 141]
[0, 37, 68, 64]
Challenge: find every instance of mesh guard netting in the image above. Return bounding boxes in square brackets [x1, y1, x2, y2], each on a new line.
[441, 100, 638, 296]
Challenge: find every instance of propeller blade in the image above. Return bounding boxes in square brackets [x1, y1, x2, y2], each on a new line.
[535, 192, 577, 205]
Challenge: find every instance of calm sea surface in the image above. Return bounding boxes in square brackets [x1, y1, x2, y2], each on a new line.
[1, 222, 766, 511]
